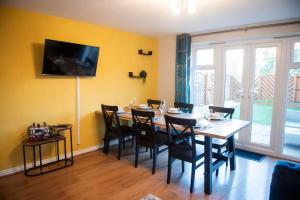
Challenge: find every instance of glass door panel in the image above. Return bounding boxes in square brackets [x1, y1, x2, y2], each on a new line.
[192, 69, 214, 107]
[250, 47, 277, 146]
[224, 49, 244, 119]
[224, 49, 245, 140]
[283, 69, 300, 158]
[293, 42, 300, 63]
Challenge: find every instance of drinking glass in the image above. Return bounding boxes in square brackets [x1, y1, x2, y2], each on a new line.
[158, 100, 166, 114]
[129, 97, 136, 109]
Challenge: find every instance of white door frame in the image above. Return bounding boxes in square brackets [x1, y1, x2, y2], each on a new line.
[192, 37, 300, 162]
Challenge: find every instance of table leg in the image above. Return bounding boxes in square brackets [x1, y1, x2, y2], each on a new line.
[23, 145, 27, 176]
[39, 144, 42, 173]
[64, 138, 67, 166]
[33, 146, 36, 167]
[56, 141, 59, 161]
[70, 128, 74, 161]
[228, 135, 236, 170]
[204, 136, 212, 195]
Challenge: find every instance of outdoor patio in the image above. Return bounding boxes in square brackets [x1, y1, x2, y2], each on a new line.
[251, 122, 300, 158]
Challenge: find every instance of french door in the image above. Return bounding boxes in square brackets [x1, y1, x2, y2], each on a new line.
[223, 42, 281, 152]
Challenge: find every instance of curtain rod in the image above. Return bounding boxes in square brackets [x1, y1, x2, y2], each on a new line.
[191, 20, 300, 37]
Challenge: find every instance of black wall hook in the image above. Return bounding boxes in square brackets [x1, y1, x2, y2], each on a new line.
[138, 49, 152, 56]
[129, 70, 147, 80]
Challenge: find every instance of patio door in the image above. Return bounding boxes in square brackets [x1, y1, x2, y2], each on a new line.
[224, 43, 281, 152]
[247, 44, 279, 149]
[224, 47, 248, 141]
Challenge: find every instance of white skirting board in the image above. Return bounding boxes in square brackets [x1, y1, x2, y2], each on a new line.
[0, 143, 103, 177]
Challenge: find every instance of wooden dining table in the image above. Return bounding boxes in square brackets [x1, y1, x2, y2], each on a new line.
[95, 108, 251, 194]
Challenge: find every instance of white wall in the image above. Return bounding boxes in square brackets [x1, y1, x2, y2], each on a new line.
[157, 36, 176, 108]
[157, 23, 300, 107]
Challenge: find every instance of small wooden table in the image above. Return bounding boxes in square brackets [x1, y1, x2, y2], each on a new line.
[95, 110, 251, 194]
[22, 124, 74, 176]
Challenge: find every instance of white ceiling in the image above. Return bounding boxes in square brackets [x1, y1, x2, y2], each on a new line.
[1, 0, 300, 36]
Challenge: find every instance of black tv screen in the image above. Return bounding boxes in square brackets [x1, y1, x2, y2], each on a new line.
[42, 39, 99, 76]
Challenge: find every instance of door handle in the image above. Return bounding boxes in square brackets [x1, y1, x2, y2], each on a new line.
[248, 89, 259, 98]
[239, 90, 245, 97]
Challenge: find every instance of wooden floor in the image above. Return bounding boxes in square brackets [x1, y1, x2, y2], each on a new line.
[0, 145, 277, 200]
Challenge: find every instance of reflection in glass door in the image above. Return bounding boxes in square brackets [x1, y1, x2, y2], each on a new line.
[192, 69, 214, 107]
[250, 47, 277, 146]
[224, 49, 245, 119]
[224, 49, 245, 139]
[283, 69, 300, 158]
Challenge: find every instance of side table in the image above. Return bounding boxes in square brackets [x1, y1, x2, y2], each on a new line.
[22, 124, 74, 176]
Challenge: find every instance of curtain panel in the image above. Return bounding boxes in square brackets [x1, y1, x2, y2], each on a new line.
[175, 33, 191, 103]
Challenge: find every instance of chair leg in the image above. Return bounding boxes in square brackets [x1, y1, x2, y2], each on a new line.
[118, 137, 123, 160]
[216, 147, 221, 176]
[135, 144, 139, 168]
[190, 162, 196, 193]
[152, 146, 157, 174]
[181, 160, 185, 172]
[103, 137, 107, 154]
[167, 155, 172, 184]
[150, 148, 153, 159]
[104, 134, 110, 154]
[226, 144, 229, 166]
[131, 136, 134, 148]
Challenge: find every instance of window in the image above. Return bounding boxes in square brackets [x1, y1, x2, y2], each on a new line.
[224, 49, 244, 119]
[196, 49, 214, 66]
[191, 48, 215, 107]
[192, 69, 214, 106]
[283, 69, 300, 158]
[293, 42, 300, 63]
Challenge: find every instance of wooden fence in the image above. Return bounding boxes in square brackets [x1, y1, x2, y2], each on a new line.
[227, 75, 300, 103]
[195, 74, 300, 105]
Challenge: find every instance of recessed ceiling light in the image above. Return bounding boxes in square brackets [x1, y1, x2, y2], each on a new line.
[171, 0, 196, 15]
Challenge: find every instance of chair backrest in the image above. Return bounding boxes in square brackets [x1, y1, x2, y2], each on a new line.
[174, 102, 194, 113]
[164, 115, 197, 157]
[131, 109, 157, 140]
[101, 104, 121, 131]
[147, 99, 162, 109]
[208, 106, 235, 119]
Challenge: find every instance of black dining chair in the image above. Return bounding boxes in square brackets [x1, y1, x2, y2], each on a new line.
[164, 115, 204, 193]
[174, 102, 194, 113]
[101, 104, 135, 160]
[195, 106, 235, 175]
[131, 109, 168, 174]
[147, 99, 162, 109]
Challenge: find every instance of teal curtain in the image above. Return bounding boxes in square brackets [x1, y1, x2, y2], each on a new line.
[175, 33, 191, 103]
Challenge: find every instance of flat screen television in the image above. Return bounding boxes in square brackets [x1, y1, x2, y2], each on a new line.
[42, 39, 100, 76]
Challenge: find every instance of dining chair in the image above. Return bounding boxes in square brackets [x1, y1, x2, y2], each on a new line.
[196, 106, 235, 175]
[174, 102, 194, 113]
[164, 115, 204, 193]
[147, 99, 162, 109]
[101, 104, 135, 160]
[131, 108, 168, 174]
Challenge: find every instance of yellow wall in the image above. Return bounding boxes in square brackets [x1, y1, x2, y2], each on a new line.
[0, 7, 158, 171]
